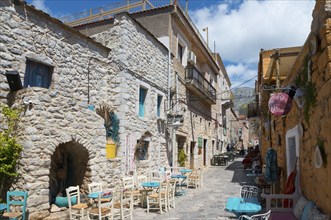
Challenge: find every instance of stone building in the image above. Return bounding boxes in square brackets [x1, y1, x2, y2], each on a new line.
[131, 4, 222, 169]
[65, 0, 230, 172]
[75, 12, 170, 175]
[256, 0, 331, 215]
[214, 53, 233, 153]
[0, 0, 169, 218]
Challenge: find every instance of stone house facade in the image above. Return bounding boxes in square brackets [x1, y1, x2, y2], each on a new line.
[215, 53, 233, 153]
[0, 1, 169, 218]
[256, 0, 331, 215]
[75, 12, 170, 175]
[131, 4, 222, 169]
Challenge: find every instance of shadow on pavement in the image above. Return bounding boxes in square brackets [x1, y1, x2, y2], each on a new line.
[225, 160, 252, 185]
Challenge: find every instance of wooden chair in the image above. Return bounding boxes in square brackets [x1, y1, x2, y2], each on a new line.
[87, 191, 112, 220]
[2, 191, 28, 220]
[122, 176, 141, 207]
[147, 180, 168, 214]
[240, 185, 259, 198]
[188, 168, 203, 189]
[239, 210, 271, 219]
[66, 185, 88, 220]
[87, 182, 111, 205]
[135, 175, 148, 206]
[150, 170, 162, 182]
[167, 179, 177, 210]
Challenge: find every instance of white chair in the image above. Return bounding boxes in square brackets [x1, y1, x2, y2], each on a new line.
[167, 179, 177, 210]
[147, 180, 168, 214]
[87, 191, 112, 220]
[88, 182, 111, 204]
[240, 185, 259, 198]
[150, 170, 162, 182]
[121, 187, 134, 219]
[188, 169, 199, 189]
[66, 185, 88, 220]
[123, 176, 141, 207]
[239, 210, 271, 220]
[135, 175, 148, 206]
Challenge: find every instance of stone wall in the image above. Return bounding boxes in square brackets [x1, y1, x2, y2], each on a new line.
[260, 0, 331, 215]
[295, 0, 330, 214]
[86, 13, 170, 174]
[0, 1, 125, 218]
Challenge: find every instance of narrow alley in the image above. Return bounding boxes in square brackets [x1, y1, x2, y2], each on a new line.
[133, 157, 253, 220]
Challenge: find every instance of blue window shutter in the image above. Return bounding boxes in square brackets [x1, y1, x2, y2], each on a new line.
[139, 87, 146, 117]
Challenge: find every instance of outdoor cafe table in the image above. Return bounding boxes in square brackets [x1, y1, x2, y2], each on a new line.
[0, 204, 6, 211]
[171, 174, 187, 196]
[179, 169, 192, 174]
[225, 197, 261, 217]
[87, 191, 112, 207]
[87, 192, 112, 199]
[141, 182, 160, 207]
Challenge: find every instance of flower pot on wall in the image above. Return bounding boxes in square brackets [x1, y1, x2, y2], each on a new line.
[106, 140, 116, 159]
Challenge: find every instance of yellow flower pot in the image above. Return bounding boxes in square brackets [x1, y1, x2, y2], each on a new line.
[106, 143, 116, 159]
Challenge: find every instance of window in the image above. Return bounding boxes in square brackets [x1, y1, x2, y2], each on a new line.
[157, 95, 162, 118]
[139, 87, 147, 117]
[136, 141, 149, 160]
[24, 60, 52, 88]
[178, 43, 183, 64]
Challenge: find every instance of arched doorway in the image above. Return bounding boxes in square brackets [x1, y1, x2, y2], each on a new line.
[49, 141, 89, 205]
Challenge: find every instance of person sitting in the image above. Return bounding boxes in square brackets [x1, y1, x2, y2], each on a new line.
[242, 149, 259, 169]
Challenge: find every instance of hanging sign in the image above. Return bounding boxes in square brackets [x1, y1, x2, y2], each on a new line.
[198, 137, 203, 148]
[268, 92, 293, 116]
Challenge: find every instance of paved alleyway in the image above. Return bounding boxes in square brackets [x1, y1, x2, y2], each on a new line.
[133, 157, 254, 220]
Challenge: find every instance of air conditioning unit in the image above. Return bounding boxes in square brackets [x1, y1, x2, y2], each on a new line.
[187, 51, 197, 65]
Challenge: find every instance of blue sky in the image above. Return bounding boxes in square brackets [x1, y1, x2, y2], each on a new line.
[26, 0, 315, 88]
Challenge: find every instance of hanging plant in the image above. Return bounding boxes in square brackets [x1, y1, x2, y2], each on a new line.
[96, 103, 119, 141]
[294, 55, 316, 125]
[178, 149, 187, 167]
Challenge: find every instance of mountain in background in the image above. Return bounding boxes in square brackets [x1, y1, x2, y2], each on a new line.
[231, 87, 255, 115]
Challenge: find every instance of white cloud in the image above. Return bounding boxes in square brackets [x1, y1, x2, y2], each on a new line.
[226, 63, 257, 88]
[190, 0, 315, 87]
[31, 0, 52, 15]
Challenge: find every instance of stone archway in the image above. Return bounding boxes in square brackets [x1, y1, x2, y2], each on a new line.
[49, 141, 90, 205]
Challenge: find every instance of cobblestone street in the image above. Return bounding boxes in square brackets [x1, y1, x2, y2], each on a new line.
[133, 157, 254, 220]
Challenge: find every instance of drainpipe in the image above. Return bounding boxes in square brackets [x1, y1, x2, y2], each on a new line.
[176, 73, 178, 112]
[167, 14, 172, 112]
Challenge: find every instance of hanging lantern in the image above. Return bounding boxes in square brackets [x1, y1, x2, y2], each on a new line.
[268, 92, 293, 116]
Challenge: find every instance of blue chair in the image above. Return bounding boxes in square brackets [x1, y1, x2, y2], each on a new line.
[2, 191, 28, 220]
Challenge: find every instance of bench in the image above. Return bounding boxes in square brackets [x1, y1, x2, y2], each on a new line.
[261, 193, 329, 220]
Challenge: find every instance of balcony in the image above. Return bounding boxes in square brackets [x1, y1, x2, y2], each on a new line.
[185, 65, 216, 104]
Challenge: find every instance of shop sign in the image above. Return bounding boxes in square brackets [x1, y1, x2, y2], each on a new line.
[268, 92, 293, 116]
[198, 137, 202, 148]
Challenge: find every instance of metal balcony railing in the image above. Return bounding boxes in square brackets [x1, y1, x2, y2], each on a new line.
[185, 65, 216, 103]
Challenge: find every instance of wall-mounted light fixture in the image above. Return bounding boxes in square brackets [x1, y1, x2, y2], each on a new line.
[5, 70, 23, 91]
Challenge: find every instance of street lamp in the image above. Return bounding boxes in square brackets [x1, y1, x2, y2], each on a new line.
[202, 27, 209, 48]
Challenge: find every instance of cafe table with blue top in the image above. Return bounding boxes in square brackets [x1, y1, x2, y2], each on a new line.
[179, 169, 192, 188]
[87, 191, 112, 206]
[141, 182, 160, 207]
[171, 174, 187, 196]
[0, 203, 7, 217]
[225, 197, 261, 217]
